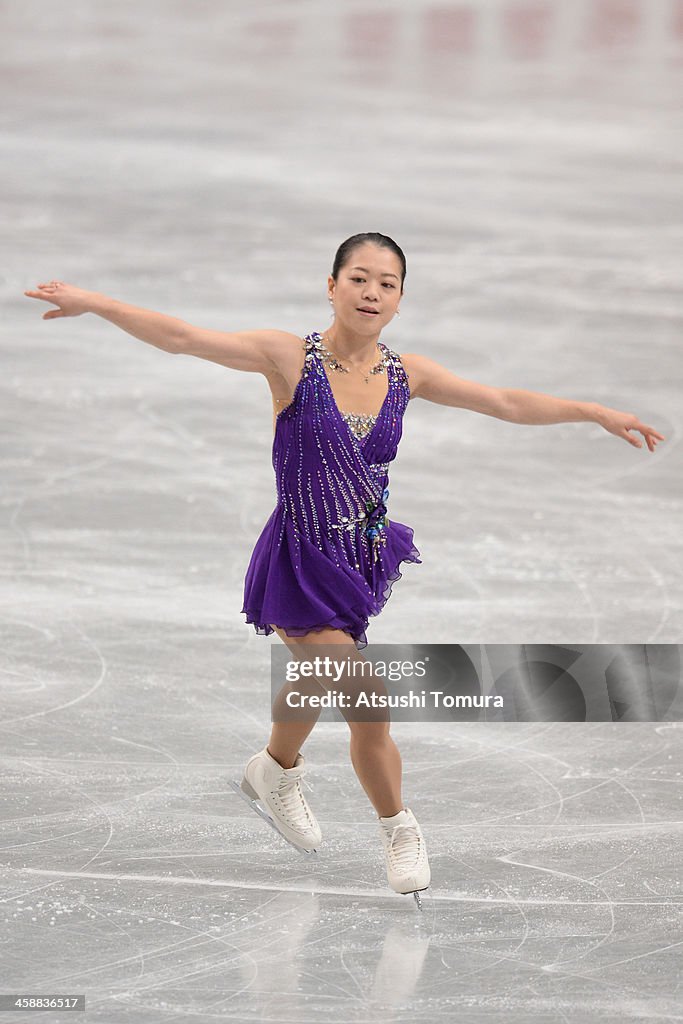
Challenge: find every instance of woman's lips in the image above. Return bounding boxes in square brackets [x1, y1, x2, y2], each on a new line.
[357, 308, 379, 316]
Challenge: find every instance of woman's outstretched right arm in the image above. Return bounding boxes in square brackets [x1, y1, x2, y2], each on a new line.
[23, 281, 297, 375]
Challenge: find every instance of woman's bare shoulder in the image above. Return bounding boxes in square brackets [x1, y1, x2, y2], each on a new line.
[262, 330, 308, 390]
[260, 329, 303, 359]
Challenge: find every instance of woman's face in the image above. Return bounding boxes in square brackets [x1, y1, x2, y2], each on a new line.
[328, 243, 403, 333]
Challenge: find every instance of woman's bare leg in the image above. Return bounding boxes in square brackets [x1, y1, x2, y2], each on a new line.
[348, 721, 404, 818]
[267, 625, 404, 817]
[266, 625, 346, 768]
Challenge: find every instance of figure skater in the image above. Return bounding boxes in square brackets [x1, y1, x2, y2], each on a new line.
[24, 232, 665, 908]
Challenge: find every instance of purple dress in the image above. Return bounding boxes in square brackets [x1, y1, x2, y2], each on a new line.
[241, 331, 422, 649]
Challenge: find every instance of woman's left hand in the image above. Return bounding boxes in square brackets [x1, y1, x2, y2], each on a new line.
[595, 406, 666, 451]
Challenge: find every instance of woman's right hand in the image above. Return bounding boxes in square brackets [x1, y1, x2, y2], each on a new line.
[23, 281, 97, 319]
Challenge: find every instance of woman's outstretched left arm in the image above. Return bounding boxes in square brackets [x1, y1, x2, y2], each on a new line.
[403, 353, 666, 452]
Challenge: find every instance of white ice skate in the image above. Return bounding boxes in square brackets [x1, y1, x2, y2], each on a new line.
[229, 746, 322, 855]
[378, 807, 431, 910]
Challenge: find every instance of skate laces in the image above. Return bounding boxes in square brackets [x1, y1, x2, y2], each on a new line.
[274, 775, 315, 831]
[383, 822, 422, 870]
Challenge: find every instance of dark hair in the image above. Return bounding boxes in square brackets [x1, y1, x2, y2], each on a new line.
[331, 232, 406, 292]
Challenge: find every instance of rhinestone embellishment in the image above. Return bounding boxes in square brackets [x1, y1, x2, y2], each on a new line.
[340, 411, 378, 439]
[311, 332, 391, 378]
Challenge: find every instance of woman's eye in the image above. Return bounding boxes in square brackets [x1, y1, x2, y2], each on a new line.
[351, 276, 394, 288]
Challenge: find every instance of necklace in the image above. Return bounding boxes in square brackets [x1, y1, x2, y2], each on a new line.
[319, 332, 389, 384]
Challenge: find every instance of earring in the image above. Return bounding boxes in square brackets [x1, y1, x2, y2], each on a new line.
[328, 295, 334, 317]
[396, 309, 401, 318]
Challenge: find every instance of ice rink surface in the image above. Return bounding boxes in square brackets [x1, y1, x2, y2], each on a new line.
[3, 0, 683, 1020]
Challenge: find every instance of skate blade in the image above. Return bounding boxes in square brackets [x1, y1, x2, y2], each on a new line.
[396, 885, 430, 910]
[228, 779, 318, 856]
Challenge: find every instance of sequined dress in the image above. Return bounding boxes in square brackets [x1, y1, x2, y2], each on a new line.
[241, 331, 422, 649]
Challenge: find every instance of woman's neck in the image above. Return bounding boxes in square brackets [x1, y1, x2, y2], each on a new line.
[322, 323, 381, 366]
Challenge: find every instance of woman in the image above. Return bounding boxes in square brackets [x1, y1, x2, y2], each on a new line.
[24, 232, 665, 907]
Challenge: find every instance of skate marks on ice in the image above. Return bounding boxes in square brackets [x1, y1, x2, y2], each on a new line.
[17, 863, 682, 1018]
[20, 864, 680, 909]
[19, 864, 440, 908]
[5, 716, 682, 1018]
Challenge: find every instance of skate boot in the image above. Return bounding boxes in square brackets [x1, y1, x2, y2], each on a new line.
[378, 807, 431, 909]
[229, 746, 322, 855]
